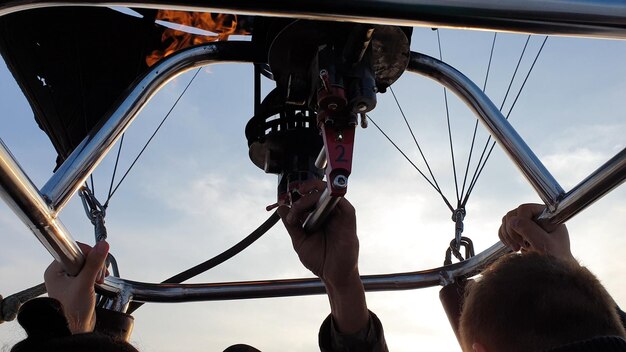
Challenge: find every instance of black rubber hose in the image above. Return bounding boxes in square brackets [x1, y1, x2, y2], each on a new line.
[126, 211, 280, 314]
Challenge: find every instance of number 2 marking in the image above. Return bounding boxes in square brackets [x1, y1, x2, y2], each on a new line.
[335, 145, 347, 162]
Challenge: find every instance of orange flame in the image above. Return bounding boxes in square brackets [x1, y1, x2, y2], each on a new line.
[146, 10, 248, 67]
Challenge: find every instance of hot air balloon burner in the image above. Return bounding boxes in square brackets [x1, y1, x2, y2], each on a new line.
[247, 19, 410, 220]
[245, 89, 324, 206]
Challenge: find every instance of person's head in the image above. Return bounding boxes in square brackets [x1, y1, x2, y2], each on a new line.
[459, 253, 626, 352]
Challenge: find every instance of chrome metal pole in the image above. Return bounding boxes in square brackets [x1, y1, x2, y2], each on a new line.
[98, 242, 507, 305]
[540, 148, 626, 224]
[97, 142, 626, 304]
[1, 1, 626, 39]
[40, 41, 255, 211]
[407, 52, 565, 210]
[0, 139, 84, 275]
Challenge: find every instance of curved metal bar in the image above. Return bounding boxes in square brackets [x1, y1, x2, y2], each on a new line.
[1, 1, 626, 39]
[0, 139, 84, 275]
[41, 41, 256, 212]
[407, 52, 566, 210]
[98, 242, 508, 306]
[407, 52, 626, 220]
[540, 147, 626, 224]
[95, 49, 626, 307]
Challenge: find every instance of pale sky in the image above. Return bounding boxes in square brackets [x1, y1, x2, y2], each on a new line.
[1, 12, 625, 351]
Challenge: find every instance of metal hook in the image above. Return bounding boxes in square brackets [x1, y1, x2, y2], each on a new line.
[451, 208, 466, 251]
[79, 186, 108, 242]
[444, 208, 473, 265]
[444, 236, 475, 265]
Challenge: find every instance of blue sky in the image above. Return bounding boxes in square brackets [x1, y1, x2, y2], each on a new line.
[1, 14, 625, 351]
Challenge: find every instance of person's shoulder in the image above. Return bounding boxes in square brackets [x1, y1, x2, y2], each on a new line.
[17, 297, 72, 338]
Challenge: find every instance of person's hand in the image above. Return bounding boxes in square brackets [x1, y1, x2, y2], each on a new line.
[278, 180, 359, 288]
[278, 179, 368, 334]
[44, 241, 109, 334]
[499, 203, 575, 262]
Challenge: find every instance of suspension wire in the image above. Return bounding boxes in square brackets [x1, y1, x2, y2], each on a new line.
[503, 36, 549, 120]
[389, 86, 442, 192]
[459, 32, 498, 202]
[481, 33, 498, 93]
[459, 35, 532, 206]
[368, 115, 455, 213]
[105, 67, 202, 206]
[106, 133, 125, 202]
[462, 36, 548, 206]
[101, 20, 148, 204]
[499, 35, 532, 112]
[460, 35, 532, 207]
[436, 29, 461, 204]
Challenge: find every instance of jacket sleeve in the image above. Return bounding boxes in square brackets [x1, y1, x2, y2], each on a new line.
[12, 297, 136, 352]
[95, 306, 135, 341]
[318, 310, 388, 352]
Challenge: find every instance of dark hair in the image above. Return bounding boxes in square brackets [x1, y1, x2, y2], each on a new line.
[459, 253, 626, 352]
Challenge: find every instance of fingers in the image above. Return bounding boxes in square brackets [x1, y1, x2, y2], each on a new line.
[334, 197, 355, 216]
[44, 242, 109, 284]
[78, 241, 109, 286]
[288, 190, 322, 225]
[296, 179, 326, 195]
[499, 208, 521, 250]
[277, 205, 290, 221]
[507, 216, 549, 254]
[44, 241, 92, 283]
[499, 222, 519, 251]
[515, 203, 545, 219]
[499, 204, 544, 251]
[283, 180, 325, 226]
[44, 260, 64, 290]
[280, 187, 324, 248]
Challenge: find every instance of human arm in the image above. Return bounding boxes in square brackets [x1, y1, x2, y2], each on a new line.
[43, 240, 109, 334]
[277, 180, 369, 335]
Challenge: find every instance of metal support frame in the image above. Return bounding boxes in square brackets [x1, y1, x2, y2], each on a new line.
[408, 52, 566, 210]
[0, 140, 84, 275]
[1, 2, 626, 309]
[0, 41, 255, 275]
[91, 49, 625, 308]
[1, 1, 626, 39]
[97, 242, 509, 304]
[41, 42, 255, 212]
